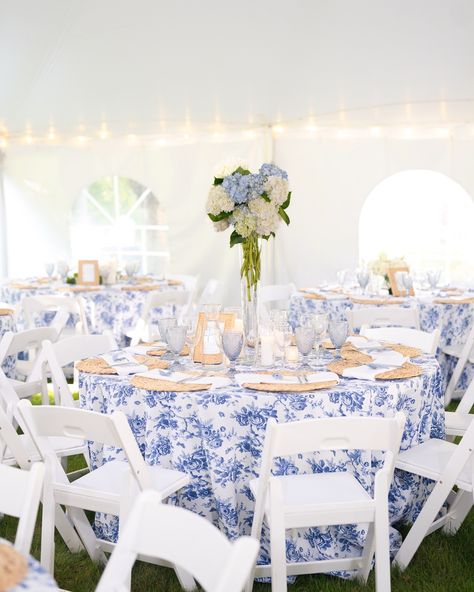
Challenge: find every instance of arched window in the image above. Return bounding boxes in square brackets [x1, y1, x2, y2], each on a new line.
[71, 176, 169, 274]
[359, 170, 474, 281]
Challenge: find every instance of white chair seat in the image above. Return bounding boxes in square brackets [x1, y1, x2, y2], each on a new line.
[70, 460, 189, 502]
[396, 439, 473, 491]
[445, 411, 473, 436]
[250, 471, 373, 524]
[3, 435, 84, 465]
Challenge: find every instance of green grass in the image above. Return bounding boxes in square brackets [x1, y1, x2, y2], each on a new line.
[1, 400, 471, 591]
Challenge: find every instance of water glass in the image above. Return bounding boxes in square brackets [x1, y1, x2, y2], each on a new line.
[356, 269, 370, 293]
[166, 325, 187, 365]
[295, 326, 315, 367]
[403, 273, 414, 294]
[311, 313, 328, 366]
[57, 261, 69, 282]
[328, 320, 349, 359]
[45, 262, 55, 278]
[222, 331, 244, 374]
[157, 317, 177, 345]
[427, 270, 441, 293]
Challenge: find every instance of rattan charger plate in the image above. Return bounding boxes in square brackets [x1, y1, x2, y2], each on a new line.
[146, 344, 190, 357]
[0, 544, 28, 591]
[131, 369, 223, 392]
[349, 297, 406, 305]
[327, 359, 423, 380]
[341, 343, 422, 362]
[300, 289, 327, 300]
[434, 297, 474, 305]
[121, 284, 163, 292]
[0, 308, 14, 316]
[76, 354, 169, 375]
[243, 370, 338, 392]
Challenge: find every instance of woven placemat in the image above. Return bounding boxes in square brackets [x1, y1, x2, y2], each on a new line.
[434, 297, 474, 305]
[76, 354, 169, 375]
[9, 283, 39, 290]
[350, 296, 407, 305]
[342, 343, 422, 361]
[0, 308, 14, 316]
[244, 380, 338, 392]
[146, 343, 190, 357]
[384, 343, 422, 358]
[300, 289, 326, 300]
[131, 369, 220, 392]
[341, 348, 373, 364]
[167, 279, 183, 286]
[0, 544, 28, 590]
[328, 359, 423, 380]
[57, 285, 101, 292]
[121, 284, 162, 292]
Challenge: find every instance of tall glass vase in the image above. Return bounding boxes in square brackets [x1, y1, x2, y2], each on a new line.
[240, 235, 261, 364]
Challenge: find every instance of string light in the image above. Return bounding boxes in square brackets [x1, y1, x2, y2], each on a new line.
[336, 128, 348, 139]
[272, 125, 284, 134]
[0, 137, 7, 149]
[47, 127, 56, 141]
[402, 127, 413, 139]
[370, 126, 381, 137]
[76, 135, 89, 145]
[25, 134, 34, 145]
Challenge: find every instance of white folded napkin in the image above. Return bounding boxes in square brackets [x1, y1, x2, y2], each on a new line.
[234, 371, 339, 387]
[342, 365, 392, 381]
[346, 336, 383, 350]
[126, 343, 167, 356]
[135, 368, 231, 390]
[302, 288, 346, 300]
[101, 351, 148, 376]
[370, 350, 407, 367]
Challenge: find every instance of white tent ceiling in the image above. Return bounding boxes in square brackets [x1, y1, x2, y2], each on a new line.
[1, 0, 474, 138]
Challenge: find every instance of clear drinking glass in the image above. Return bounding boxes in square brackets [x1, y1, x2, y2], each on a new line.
[45, 262, 55, 278]
[403, 274, 414, 295]
[166, 326, 187, 366]
[157, 317, 177, 345]
[295, 326, 315, 368]
[427, 270, 440, 293]
[56, 261, 69, 282]
[328, 320, 349, 359]
[312, 313, 328, 366]
[222, 331, 244, 375]
[356, 269, 370, 294]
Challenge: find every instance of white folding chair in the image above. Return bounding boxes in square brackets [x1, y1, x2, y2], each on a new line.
[96, 490, 259, 592]
[30, 334, 118, 407]
[198, 279, 222, 306]
[393, 417, 474, 570]
[0, 327, 58, 400]
[247, 413, 405, 592]
[445, 376, 474, 437]
[259, 283, 296, 307]
[360, 326, 440, 355]
[0, 462, 44, 554]
[22, 295, 89, 336]
[346, 306, 420, 332]
[442, 322, 474, 405]
[17, 400, 191, 585]
[129, 289, 191, 346]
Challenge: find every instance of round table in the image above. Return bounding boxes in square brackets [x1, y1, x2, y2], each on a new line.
[0, 279, 184, 346]
[0, 311, 16, 378]
[289, 291, 474, 393]
[79, 354, 444, 570]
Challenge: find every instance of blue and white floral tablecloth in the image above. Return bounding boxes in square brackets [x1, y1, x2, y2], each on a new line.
[289, 292, 474, 393]
[79, 355, 444, 573]
[0, 280, 183, 347]
[11, 554, 59, 591]
[0, 311, 16, 378]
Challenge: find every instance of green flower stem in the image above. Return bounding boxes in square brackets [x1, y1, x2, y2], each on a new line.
[240, 234, 261, 301]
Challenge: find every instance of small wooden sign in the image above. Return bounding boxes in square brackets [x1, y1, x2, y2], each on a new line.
[78, 260, 100, 286]
[387, 266, 414, 297]
[193, 312, 235, 365]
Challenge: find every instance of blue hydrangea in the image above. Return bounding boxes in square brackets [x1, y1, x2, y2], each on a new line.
[259, 162, 288, 179]
[247, 173, 265, 199]
[222, 173, 251, 204]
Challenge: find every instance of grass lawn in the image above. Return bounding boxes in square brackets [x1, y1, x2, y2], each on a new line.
[1, 401, 473, 591]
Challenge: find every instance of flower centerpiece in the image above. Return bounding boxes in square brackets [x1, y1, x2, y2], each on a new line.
[206, 162, 291, 358]
[368, 253, 407, 294]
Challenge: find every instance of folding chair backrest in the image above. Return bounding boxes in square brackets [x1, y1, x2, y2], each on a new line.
[44, 333, 117, 369]
[455, 376, 474, 415]
[96, 490, 259, 592]
[0, 462, 44, 554]
[22, 295, 88, 334]
[0, 404, 32, 469]
[198, 279, 221, 306]
[132, 290, 191, 344]
[445, 322, 474, 404]
[17, 401, 151, 489]
[347, 306, 420, 331]
[360, 326, 440, 354]
[0, 369, 22, 416]
[0, 327, 58, 362]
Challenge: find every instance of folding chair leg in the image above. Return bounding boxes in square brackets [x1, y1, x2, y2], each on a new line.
[68, 507, 107, 564]
[55, 506, 84, 553]
[174, 567, 197, 591]
[269, 516, 287, 592]
[374, 495, 391, 592]
[443, 490, 473, 534]
[40, 496, 56, 573]
[358, 522, 375, 584]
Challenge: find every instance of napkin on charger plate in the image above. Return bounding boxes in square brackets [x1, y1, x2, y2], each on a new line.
[101, 351, 148, 376]
[342, 350, 408, 381]
[301, 288, 346, 301]
[126, 342, 167, 356]
[346, 336, 384, 350]
[234, 371, 339, 387]
[135, 368, 231, 390]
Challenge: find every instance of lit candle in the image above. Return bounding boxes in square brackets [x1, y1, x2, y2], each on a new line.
[260, 334, 275, 366]
[285, 345, 298, 364]
[233, 318, 244, 332]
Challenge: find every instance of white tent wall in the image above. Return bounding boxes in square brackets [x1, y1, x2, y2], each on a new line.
[2, 134, 267, 304]
[273, 134, 474, 289]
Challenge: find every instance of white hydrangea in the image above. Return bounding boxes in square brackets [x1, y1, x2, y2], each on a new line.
[214, 160, 249, 179]
[264, 175, 289, 206]
[206, 185, 235, 216]
[232, 206, 257, 238]
[248, 198, 280, 236]
[213, 219, 230, 232]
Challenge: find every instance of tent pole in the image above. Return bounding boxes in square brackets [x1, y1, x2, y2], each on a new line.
[0, 151, 7, 278]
